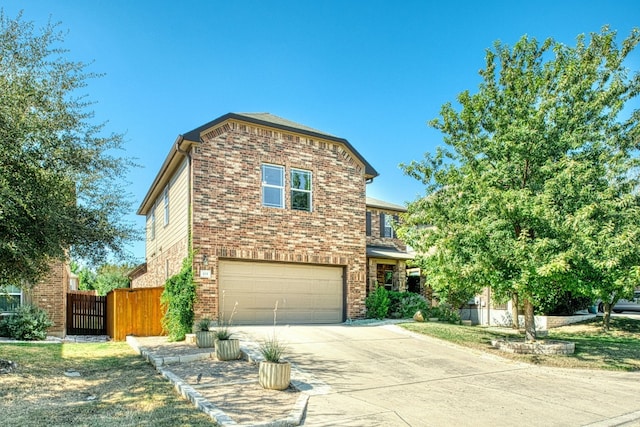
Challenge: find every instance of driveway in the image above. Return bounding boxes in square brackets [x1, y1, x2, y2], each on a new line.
[238, 323, 640, 427]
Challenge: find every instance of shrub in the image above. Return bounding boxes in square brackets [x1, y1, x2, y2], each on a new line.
[430, 304, 461, 324]
[161, 255, 196, 341]
[366, 285, 390, 319]
[535, 290, 592, 315]
[388, 291, 430, 319]
[0, 316, 10, 337]
[3, 305, 53, 340]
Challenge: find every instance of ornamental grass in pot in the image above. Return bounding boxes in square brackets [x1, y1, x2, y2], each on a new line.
[195, 318, 215, 348]
[258, 334, 290, 390]
[215, 297, 240, 361]
[258, 301, 290, 390]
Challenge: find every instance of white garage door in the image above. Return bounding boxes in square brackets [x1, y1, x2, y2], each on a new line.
[218, 261, 344, 325]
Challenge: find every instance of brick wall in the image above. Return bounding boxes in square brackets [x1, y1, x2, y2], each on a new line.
[27, 260, 68, 337]
[191, 121, 368, 321]
[366, 207, 407, 251]
[131, 236, 189, 288]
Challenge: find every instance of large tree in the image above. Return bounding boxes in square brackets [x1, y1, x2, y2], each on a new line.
[399, 27, 640, 339]
[0, 11, 138, 288]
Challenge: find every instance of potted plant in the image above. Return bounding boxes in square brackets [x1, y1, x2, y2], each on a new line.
[258, 334, 290, 390]
[195, 318, 215, 348]
[214, 298, 240, 360]
[258, 300, 290, 390]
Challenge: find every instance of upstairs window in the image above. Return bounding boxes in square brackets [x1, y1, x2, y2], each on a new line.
[291, 169, 312, 211]
[366, 211, 372, 236]
[163, 186, 169, 226]
[0, 285, 22, 313]
[150, 210, 156, 240]
[380, 213, 398, 238]
[262, 164, 284, 208]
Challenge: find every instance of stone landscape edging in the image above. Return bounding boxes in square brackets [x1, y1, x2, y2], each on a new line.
[126, 336, 309, 427]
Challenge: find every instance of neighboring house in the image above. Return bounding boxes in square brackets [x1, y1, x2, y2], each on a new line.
[365, 197, 416, 294]
[131, 112, 379, 325]
[0, 260, 70, 337]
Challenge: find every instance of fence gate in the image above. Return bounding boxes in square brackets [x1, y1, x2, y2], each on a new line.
[67, 292, 107, 335]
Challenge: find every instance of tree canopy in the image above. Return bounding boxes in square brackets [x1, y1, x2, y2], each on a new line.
[0, 11, 138, 288]
[399, 27, 640, 337]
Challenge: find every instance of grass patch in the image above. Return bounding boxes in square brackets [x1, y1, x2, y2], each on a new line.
[0, 342, 215, 426]
[401, 317, 640, 371]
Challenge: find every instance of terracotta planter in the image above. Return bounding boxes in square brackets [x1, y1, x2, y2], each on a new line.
[195, 331, 216, 348]
[215, 338, 240, 360]
[259, 361, 291, 390]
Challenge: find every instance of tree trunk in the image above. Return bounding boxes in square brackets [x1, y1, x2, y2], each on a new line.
[523, 298, 536, 342]
[511, 293, 520, 329]
[602, 302, 612, 332]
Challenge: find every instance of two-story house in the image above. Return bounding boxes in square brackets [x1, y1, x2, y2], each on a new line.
[131, 112, 379, 325]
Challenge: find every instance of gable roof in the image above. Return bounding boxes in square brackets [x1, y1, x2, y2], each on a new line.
[138, 112, 378, 215]
[182, 112, 377, 178]
[366, 197, 407, 212]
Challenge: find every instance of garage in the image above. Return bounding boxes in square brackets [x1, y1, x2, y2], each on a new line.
[218, 261, 344, 325]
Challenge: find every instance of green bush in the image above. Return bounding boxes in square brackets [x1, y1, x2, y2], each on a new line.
[365, 286, 390, 319]
[161, 255, 196, 341]
[0, 316, 9, 337]
[534, 290, 592, 316]
[3, 305, 53, 340]
[430, 304, 461, 324]
[388, 291, 430, 319]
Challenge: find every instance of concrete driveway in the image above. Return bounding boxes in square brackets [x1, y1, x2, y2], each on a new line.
[239, 323, 640, 427]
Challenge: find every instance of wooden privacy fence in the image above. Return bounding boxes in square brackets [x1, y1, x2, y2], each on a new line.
[106, 287, 165, 341]
[67, 291, 106, 335]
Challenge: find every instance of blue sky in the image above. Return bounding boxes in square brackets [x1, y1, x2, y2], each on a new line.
[3, 1, 639, 262]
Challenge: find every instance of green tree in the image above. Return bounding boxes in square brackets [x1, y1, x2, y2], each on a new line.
[0, 11, 138, 289]
[399, 27, 640, 339]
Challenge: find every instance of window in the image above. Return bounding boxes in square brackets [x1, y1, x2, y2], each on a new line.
[380, 213, 397, 238]
[262, 164, 284, 208]
[150, 210, 156, 240]
[366, 211, 372, 236]
[163, 186, 169, 226]
[0, 285, 22, 313]
[291, 169, 312, 211]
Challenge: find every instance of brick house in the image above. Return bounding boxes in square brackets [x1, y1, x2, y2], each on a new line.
[1, 260, 70, 337]
[131, 112, 380, 324]
[365, 197, 416, 294]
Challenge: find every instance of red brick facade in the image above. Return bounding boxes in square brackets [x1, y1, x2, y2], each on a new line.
[132, 114, 374, 323]
[26, 260, 69, 337]
[131, 236, 189, 288]
[191, 120, 368, 320]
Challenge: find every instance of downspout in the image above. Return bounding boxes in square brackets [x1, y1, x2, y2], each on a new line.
[175, 138, 192, 252]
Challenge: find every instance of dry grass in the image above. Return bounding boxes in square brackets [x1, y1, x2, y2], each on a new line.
[0, 342, 215, 426]
[401, 316, 640, 371]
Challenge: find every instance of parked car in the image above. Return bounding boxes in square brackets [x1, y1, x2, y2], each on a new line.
[598, 290, 640, 313]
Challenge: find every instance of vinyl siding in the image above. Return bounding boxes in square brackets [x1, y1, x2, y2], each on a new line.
[145, 156, 189, 268]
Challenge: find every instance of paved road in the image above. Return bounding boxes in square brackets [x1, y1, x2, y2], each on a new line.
[239, 324, 640, 427]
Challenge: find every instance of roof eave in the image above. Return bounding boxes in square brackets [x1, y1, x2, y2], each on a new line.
[137, 135, 192, 215]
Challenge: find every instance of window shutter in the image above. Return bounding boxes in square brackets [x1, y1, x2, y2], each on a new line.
[380, 213, 385, 237]
[366, 211, 372, 236]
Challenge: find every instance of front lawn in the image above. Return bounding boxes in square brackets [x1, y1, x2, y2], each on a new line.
[0, 342, 214, 426]
[401, 317, 640, 371]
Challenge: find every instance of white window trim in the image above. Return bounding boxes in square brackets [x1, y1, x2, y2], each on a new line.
[384, 214, 393, 238]
[291, 168, 312, 212]
[1, 285, 23, 314]
[150, 210, 156, 240]
[163, 185, 170, 226]
[262, 164, 285, 208]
